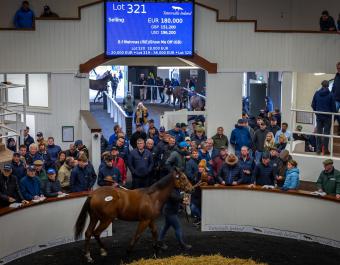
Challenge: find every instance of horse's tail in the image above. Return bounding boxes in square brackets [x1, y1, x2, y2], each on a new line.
[74, 196, 91, 240]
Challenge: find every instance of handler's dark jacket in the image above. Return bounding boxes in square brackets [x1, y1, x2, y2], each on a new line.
[163, 188, 183, 215]
[97, 164, 121, 186]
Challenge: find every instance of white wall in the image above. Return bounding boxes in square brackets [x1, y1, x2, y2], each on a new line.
[237, 0, 340, 30]
[27, 73, 89, 150]
[206, 72, 243, 138]
[0, 4, 104, 73]
[195, 6, 340, 73]
[295, 73, 335, 111]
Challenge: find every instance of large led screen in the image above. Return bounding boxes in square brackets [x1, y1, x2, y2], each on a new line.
[105, 1, 194, 57]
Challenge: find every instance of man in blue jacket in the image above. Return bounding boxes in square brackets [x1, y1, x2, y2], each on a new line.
[311, 80, 336, 155]
[168, 123, 185, 144]
[14, 1, 35, 29]
[97, 155, 122, 186]
[19, 165, 43, 201]
[11, 152, 26, 182]
[70, 155, 97, 192]
[46, 137, 62, 165]
[331, 62, 340, 132]
[230, 119, 252, 157]
[128, 138, 154, 189]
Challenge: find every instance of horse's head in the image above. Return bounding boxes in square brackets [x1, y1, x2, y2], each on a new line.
[172, 167, 193, 193]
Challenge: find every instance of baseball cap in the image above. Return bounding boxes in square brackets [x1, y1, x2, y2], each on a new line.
[179, 141, 189, 148]
[237, 119, 245, 124]
[47, 168, 56, 174]
[180, 123, 187, 128]
[175, 123, 181, 128]
[185, 136, 191, 141]
[36, 132, 43, 137]
[3, 164, 12, 171]
[111, 146, 118, 150]
[148, 119, 154, 123]
[159, 126, 165, 132]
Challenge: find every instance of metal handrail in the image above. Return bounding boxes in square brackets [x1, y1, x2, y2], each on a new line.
[290, 108, 340, 157]
[291, 108, 340, 116]
[104, 91, 128, 118]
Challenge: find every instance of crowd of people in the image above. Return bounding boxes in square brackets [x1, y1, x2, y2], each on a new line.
[2, 106, 340, 226]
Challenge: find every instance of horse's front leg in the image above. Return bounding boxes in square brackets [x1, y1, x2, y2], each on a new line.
[127, 220, 150, 253]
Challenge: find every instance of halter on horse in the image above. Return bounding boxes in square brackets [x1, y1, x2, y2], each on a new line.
[89, 70, 114, 103]
[74, 168, 193, 263]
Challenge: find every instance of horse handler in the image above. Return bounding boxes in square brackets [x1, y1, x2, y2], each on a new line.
[157, 187, 192, 251]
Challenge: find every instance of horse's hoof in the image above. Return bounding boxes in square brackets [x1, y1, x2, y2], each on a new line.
[100, 248, 108, 257]
[85, 254, 94, 263]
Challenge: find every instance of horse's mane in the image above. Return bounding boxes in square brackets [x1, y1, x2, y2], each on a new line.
[143, 173, 173, 194]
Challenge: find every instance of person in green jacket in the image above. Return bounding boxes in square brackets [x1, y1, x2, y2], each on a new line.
[211, 127, 229, 149]
[316, 159, 340, 198]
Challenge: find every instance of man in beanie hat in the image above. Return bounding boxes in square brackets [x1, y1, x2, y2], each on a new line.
[0, 164, 28, 207]
[250, 152, 275, 187]
[217, 154, 241, 185]
[165, 141, 189, 172]
[316, 159, 340, 197]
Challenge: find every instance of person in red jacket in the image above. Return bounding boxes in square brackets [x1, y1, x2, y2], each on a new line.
[111, 146, 127, 185]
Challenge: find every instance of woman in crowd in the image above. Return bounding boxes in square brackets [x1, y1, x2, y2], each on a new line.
[281, 160, 300, 190]
[276, 134, 288, 153]
[134, 102, 148, 128]
[55, 151, 67, 171]
[264, 132, 275, 152]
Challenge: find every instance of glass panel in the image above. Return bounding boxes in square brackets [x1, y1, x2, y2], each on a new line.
[0, 74, 4, 83]
[6, 74, 25, 104]
[28, 74, 49, 107]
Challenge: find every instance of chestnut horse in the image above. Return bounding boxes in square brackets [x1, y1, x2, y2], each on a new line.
[74, 169, 193, 262]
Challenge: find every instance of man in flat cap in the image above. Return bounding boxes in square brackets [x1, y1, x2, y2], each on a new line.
[316, 159, 340, 198]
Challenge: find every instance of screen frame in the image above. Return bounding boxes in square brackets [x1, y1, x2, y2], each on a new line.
[104, 0, 195, 58]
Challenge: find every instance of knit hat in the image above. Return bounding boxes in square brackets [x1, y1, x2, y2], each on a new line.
[261, 152, 271, 160]
[74, 140, 83, 146]
[225, 154, 238, 166]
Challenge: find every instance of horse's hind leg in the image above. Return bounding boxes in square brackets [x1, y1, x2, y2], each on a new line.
[93, 218, 112, 257]
[84, 215, 99, 263]
[94, 90, 100, 103]
[127, 220, 150, 254]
